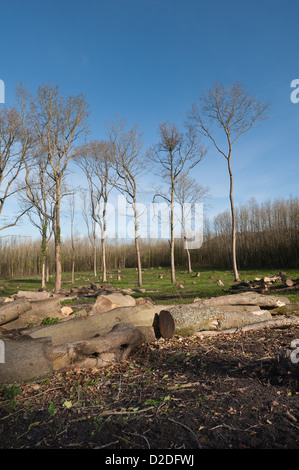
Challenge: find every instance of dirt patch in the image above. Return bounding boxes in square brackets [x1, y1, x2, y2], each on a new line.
[1, 326, 299, 449]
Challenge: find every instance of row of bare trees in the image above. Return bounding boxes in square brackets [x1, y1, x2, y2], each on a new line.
[0, 195, 297, 279]
[0, 81, 271, 288]
[204, 197, 299, 268]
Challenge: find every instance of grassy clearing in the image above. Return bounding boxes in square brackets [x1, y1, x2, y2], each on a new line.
[0, 266, 298, 304]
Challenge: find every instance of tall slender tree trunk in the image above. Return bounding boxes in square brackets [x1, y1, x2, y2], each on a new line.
[182, 205, 192, 273]
[135, 236, 142, 287]
[46, 256, 49, 283]
[186, 247, 192, 273]
[41, 223, 47, 290]
[70, 232, 75, 285]
[170, 183, 176, 283]
[227, 157, 240, 282]
[41, 262, 46, 290]
[54, 230, 62, 293]
[134, 198, 142, 287]
[102, 200, 107, 282]
[93, 234, 97, 278]
[71, 259, 75, 284]
[54, 184, 62, 293]
[101, 237, 107, 282]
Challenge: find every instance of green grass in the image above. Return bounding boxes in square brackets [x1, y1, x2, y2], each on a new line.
[0, 266, 298, 304]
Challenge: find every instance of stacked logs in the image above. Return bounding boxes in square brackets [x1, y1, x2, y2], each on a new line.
[228, 272, 299, 294]
[0, 286, 298, 386]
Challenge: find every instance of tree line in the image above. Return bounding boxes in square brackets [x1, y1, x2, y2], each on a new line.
[0, 81, 272, 288]
[0, 196, 297, 280]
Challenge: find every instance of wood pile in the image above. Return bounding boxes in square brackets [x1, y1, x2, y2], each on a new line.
[0, 286, 157, 386]
[0, 283, 298, 386]
[158, 291, 296, 338]
[227, 272, 299, 294]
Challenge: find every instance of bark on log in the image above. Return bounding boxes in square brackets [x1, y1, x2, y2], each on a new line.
[158, 305, 273, 338]
[195, 316, 299, 337]
[0, 334, 53, 386]
[17, 303, 157, 346]
[89, 293, 136, 315]
[200, 292, 290, 308]
[0, 299, 32, 326]
[3, 298, 63, 329]
[52, 323, 156, 372]
[193, 302, 262, 312]
[15, 290, 51, 300]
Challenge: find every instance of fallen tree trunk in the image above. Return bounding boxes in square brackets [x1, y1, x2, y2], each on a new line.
[89, 292, 136, 315]
[0, 299, 32, 326]
[158, 305, 273, 338]
[2, 298, 63, 329]
[16, 302, 157, 346]
[0, 334, 53, 386]
[195, 316, 299, 337]
[15, 290, 51, 300]
[53, 323, 156, 372]
[200, 292, 290, 308]
[193, 302, 263, 312]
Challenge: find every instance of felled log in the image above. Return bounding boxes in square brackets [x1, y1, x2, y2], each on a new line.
[195, 316, 299, 337]
[2, 298, 63, 329]
[200, 292, 290, 308]
[0, 334, 53, 386]
[17, 302, 157, 346]
[158, 305, 273, 338]
[89, 292, 136, 315]
[0, 299, 32, 326]
[228, 273, 299, 294]
[15, 290, 51, 300]
[193, 301, 263, 312]
[53, 323, 156, 372]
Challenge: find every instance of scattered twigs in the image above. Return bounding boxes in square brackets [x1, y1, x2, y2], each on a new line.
[100, 406, 155, 417]
[168, 417, 202, 449]
[126, 431, 151, 449]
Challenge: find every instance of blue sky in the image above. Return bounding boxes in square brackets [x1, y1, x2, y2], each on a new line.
[0, 0, 298, 240]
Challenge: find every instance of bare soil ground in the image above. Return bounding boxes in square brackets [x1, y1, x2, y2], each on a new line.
[1, 324, 299, 449]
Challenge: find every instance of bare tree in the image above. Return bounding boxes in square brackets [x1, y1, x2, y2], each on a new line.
[107, 117, 147, 287]
[81, 191, 98, 277]
[0, 87, 34, 231]
[76, 140, 117, 283]
[21, 152, 55, 289]
[174, 175, 209, 273]
[152, 121, 207, 283]
[29, 83, 89, 292]
[188, 81, 270, 281]
[68, 192, 76, 284]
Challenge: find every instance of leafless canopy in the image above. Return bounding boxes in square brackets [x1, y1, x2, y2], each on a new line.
[188, 81, 271, 160]
[187, 81, 271, 281]
[152, 121, 207, 282]
[153, 121, 207, 190]
[27, 83, 89, 292]
[105, 116, 147, 286]
[0, 86, 35, 231]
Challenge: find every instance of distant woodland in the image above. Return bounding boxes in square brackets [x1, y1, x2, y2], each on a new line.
[1, 196, 298, 279]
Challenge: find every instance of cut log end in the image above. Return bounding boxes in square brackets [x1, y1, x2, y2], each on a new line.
[159, 310, 175, 338]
